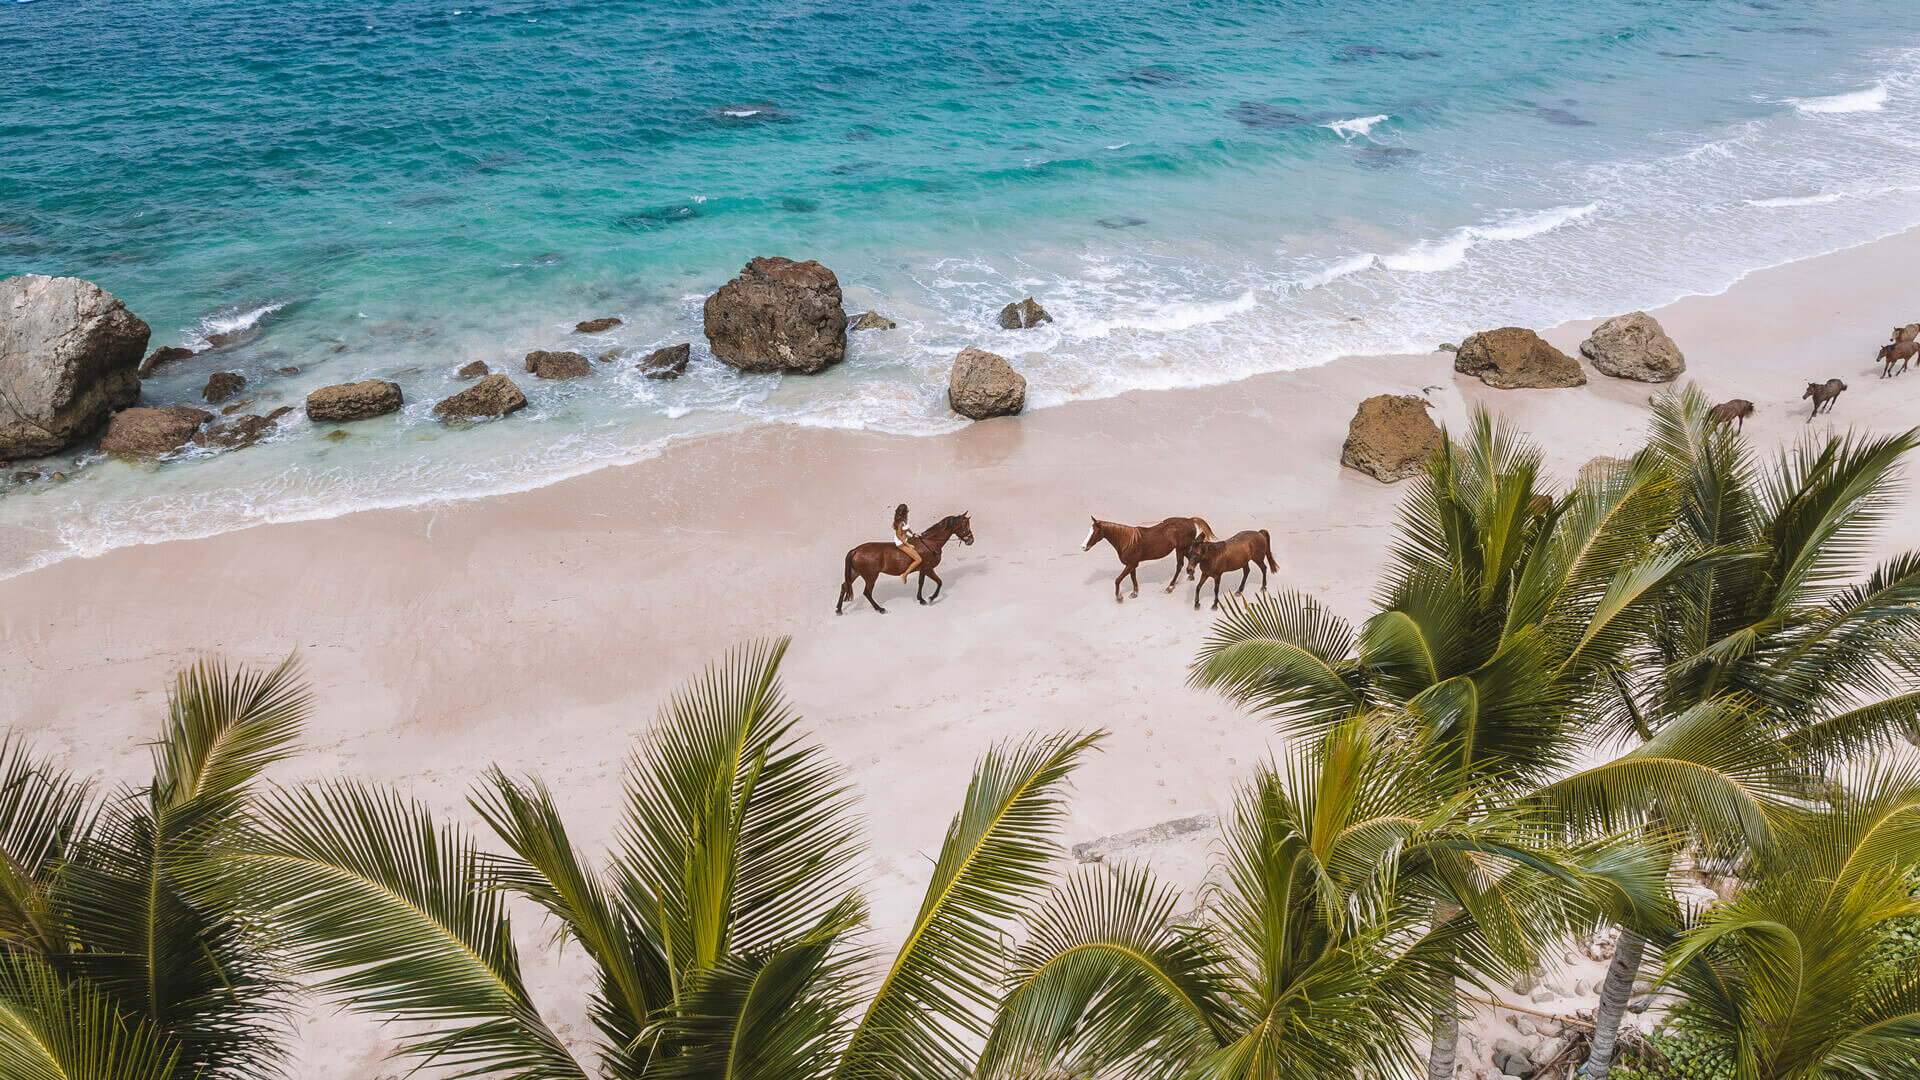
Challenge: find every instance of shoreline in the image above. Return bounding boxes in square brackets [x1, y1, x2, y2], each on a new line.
[7, 225, 1920, 1073]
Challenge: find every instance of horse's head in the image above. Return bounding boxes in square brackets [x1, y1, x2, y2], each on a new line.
[955, 511, 974, 546]
[1084, 517, 1105, 551]
[1183, 537, 1214, 563]
[1804, 383, 1821, 399]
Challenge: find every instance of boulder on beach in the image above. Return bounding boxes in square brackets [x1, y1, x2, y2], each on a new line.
[457, 360, 489, 380]
[1, 275, 148, 458]
[702, 257, 847, 374]
[305, 378, 404, 422]
[997, 296, 1052, 330]
[193, 405, 293, 450]
[1453, 327, 1586, 389]
[850, 310, 896, 331]
[1341, 394, 1442, 482]
[98, 405, 212, 459]
[948, 346, 1026, 420]
[523, 349, 592, 379]
[139, 345, 199, 377]
[434, 373, 527, 420]
[203, 371, 246, 404]
[574, 316, 622, 334]
[1579, 311, 1685, 382]
[638, 342, 691, 380]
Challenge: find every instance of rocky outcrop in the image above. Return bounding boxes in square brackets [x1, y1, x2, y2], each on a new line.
[1453, 327, 1586, 389]
[948, 347, 1026, 420]
[98, 405, 211, 459]
[1, 275, 148, 458]
[457, 360, 489, 380]
[1341, 394, 1442, 482]
[193, 406, 293, 450]
[850, 310, 896, 331]
[523, 350, 592, 379]
[1579, 311, 1684, 382]
[433, 374, 526, 420]
[139, 345, 199, 377]
[998, 297, 1052, 329]
[638, 343, 691, 380]
[203, 371, 246, 403]
[305, 379, 404, 422]
[702, 257, 847, 374]
[574, 316, 622, 334]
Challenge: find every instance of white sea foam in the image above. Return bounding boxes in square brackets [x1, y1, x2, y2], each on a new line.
[185, 300, 289, 347]
[1378, 204, 1597, 274]
[1750, 192, 1845, 208]
[1104, 142, 1132, 150]
[1067, 291, 1259, 339]
[1296, 253, 1379, 290]
[1323, 114, 1389, 140]
[1790, 84, 1888, 114]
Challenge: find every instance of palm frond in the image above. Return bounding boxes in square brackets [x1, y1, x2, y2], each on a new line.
[1188, 592, 1364, 736]
[836, 730, 1104, 1080]
[0, 738, 93, 957]
[0, 951, 181, 1080]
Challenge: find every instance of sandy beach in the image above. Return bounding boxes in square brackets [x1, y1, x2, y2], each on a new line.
[7, 227, 1920, 1072]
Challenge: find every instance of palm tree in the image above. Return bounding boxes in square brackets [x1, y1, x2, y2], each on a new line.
[0, 657, 311, 1080]
[1655, 762, 1920, 1080]
[1189, 406, 1794, 1078]
[210, 638, 1104, 1079]
[977, 717, 1662, 1080]
[1574, 389, 1920, 1079]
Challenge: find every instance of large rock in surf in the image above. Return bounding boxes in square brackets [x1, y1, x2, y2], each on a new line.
[433, 373, 526, 420]
[998, 297, 1052, 329]
[1341, 394, 1442, 483]
[948, 346, 1026, 420]
[306, 379, 404, 422]
[98, 405, 212, 459]
[203, 371, 246, 403]
[1579, 311, 1685, 382]
[638, 343, 691, 380]
[1, 275, 148, 457]
[523, 350, 592, 379]
[702, 257, 847, 374]
[1453, 327, 1586, 389]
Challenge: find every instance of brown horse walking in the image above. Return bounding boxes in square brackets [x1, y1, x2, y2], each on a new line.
[837, 512, 974, 614]
[1879, 341, 1918, 378]
[1804, 379, 1846, 421]
[1084, 515, 1215, 601]
[1184, 529, 1278, 610]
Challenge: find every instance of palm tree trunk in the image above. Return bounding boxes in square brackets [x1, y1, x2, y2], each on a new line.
[1426, 902, 1463, 1080]
[1584, 929, 1648, 1080]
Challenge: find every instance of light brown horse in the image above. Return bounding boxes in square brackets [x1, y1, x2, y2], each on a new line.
[837, 512, 974, 614]
[1084, 515, 1215, 601]
[1804, 379, 1846, 421]
[1891, 323, 1918, 345]
[1183, 529, 1278, 610]
[1879, 341, 1918, 378]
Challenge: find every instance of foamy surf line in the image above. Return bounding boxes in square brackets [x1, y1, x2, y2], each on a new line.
[1789, 84, 1889, 114]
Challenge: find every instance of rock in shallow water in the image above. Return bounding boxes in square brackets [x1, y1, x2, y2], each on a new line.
[434, 373, 526, 420]
[702, 257, 847, 374]
[203, 371, 246, 403]
[1454, 327, 1586, 389]
[638, 343, 691, 380]
[997, 297, 1052, 330]
[306, 379, 404, 422]
[948, 346, 1026, 420]
[139, 345, 199, 377]
[524, 350, 592, 379]
[1, 274, 148, 458]
[574, 316, 622, 334]
[849, 310, 896, 331]
[194, 406, 292, 450]
[99, 405, 212, 459]
[457, 360, 489, 380]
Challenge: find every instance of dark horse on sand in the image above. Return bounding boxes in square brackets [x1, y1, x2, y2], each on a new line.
[1184, 529, 1278, 610]
[1084, 516, 1216, 601]
[837, 512, 974, 614]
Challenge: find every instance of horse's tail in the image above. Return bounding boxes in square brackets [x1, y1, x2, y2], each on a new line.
[1260, 528, 1278, 571]
[1191, 516, 1216, 541]
[839, 547, 857, 602]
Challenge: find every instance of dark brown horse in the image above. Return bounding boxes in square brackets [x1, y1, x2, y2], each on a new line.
[1183, 529, 1278, 610]
[1879, 341, 1918, 378]
[1083, 515, 1215, 601]
[837, 512, 974, 614]
[1708, 398, 1755, 430]
[1804, 379, 1846, 421]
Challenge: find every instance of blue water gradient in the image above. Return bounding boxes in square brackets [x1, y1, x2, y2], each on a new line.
[4, 0, 1919, 575]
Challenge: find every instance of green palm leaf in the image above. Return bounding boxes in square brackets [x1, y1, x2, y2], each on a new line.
[0, 738, 93, 957]
[836, 730, 1103, 1080]
[0, 951, 181, 1080]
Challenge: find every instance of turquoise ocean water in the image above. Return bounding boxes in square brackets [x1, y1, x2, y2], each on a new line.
[5, 0, 1920, 577]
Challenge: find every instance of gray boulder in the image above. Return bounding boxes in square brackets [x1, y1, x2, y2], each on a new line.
[1341, 394, 1442, 482]
[1580, 311, 1685, 382]
[1, 275, 148, 457]
[1454, 327, 1586, 389]
[998, 297, 1052, 329]
[434, 374, 527, 420]
[306, 379, 404, 422]
[702, 257, 847, 374]
[98, 405, 211, 459]
[948, 347, 1026, 420]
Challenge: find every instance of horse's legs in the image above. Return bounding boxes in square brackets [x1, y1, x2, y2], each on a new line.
[1165, 554, 1183, 593]
[1211, 575, 1223, 610]
[1259, 559, 1269, 592]
[1193, 574, 1205, 610]
[1129, 565, 1141, 598]
[1236, 566, 1250, 595]
[863, 571, 886, 614]
[923, 568, 943, 603]
[1114, 566, 1129, 603]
